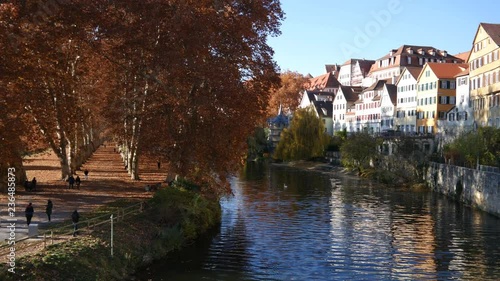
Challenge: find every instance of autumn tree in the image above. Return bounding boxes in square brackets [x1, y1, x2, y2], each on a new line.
[0, 1, 107, 179]
[93, 0, 283, 192]
[274, 105, 329, 161]
[267, 70, 308, 116]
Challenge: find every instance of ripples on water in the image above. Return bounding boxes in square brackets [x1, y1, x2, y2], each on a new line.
[138, 163, 500, 281]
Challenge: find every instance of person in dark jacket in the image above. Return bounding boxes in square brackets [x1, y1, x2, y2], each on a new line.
[75, 176, 81, 189]
[25, 203, 34, 225]
[72, 210, 80, 236]
[68, 175, 75, 189]
[46, 200, 53, 222]
[31, 177, 37, 191]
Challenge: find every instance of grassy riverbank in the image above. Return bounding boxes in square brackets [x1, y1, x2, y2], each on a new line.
[0, 187, 221, 281]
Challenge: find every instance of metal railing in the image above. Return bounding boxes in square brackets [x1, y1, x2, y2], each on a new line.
[0, 201, 147, 257]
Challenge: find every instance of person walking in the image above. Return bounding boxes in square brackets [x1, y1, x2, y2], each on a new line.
[45, 200, 53, 222]
[31, 177, 37, 191]
[25, 203, 34, 226]
[71, 210, 80, 236]
[84, 169, 89, 180]
[75, 176, 81, 189]
[68, 175, 75, 189]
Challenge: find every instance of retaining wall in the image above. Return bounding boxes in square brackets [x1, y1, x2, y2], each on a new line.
[426, 162, 500, 217]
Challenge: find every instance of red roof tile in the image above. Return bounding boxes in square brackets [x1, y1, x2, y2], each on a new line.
[425, 63, 469, 79]
[454, 51, 471, 62]
[305, 72, 340, 91]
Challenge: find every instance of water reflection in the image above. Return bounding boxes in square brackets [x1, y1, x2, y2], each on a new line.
[138, 162, 500, 280]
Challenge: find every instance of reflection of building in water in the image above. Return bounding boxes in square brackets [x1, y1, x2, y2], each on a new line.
[327, 185, 438, 279]
[389, 210, 437, 278]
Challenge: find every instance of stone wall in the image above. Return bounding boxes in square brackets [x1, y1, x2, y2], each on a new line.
[426, 162, 500, 217]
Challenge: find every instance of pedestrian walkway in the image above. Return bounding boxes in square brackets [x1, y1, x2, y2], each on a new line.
[0, 143, 164, 243]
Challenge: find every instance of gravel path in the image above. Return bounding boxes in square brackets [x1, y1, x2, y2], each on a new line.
[0, 143, 167, 243]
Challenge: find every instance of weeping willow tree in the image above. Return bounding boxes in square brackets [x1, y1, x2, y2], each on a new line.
[274, 105, 329, 161]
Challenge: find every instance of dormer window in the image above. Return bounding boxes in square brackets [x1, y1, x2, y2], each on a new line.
[407, 48, 414, 54]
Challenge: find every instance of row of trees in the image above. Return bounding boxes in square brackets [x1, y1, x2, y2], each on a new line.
[0, 0, 284, 196]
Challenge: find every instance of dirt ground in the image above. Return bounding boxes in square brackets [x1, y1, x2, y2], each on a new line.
[1, 143, 168, 229]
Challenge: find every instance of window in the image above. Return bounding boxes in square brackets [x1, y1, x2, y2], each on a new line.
[439, 111, 446, 119]
[433, 97, 436, 104]
[407, 57, 412, 64]
[449, 113, 455, 121]
[425, 70, 431, 77]
[440, 96, 448, 104]
[450, 81, 455, 89]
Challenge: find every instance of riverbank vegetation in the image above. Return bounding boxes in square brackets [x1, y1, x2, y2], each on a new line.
[443, 127, 500, 168]
[274, 106, 329, 161]
[0, 187, 221, 281]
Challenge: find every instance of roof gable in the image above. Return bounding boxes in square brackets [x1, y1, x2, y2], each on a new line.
[384, 84, 398, 105]
[480, 23, 500, 46]
[338, 86, 362, 102]
[395, 67, 421, 85]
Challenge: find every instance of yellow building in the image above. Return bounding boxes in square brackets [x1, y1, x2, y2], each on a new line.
[416, 63, 468, 134]
[468, 23, 500, 127]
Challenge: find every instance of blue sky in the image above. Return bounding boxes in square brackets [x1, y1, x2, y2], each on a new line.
[267, 0, 500, 77]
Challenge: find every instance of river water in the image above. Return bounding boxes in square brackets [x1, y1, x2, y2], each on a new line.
[138, 162, 500, 280]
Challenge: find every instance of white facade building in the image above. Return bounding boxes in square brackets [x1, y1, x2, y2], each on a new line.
[394, 67, 421, 133]
[437, 69, 474, 144]
[333, 86, 362, 133]
[379, 84, 398, 132]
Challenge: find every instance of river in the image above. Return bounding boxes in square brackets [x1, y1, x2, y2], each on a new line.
[137, 162, 500, 280]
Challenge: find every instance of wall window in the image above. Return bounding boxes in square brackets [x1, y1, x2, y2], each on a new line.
[449, 113, 455, 121]
[439, 96, 448, 104]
